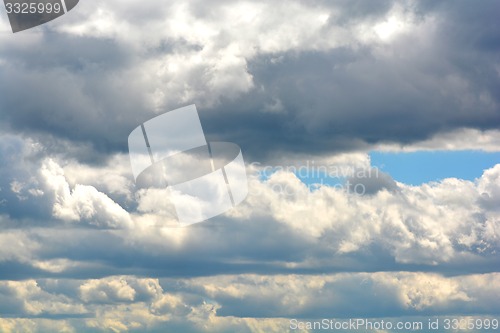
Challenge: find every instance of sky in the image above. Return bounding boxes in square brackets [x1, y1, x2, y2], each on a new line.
[370, 151, 500, 185]
[0, 0, 499, 332]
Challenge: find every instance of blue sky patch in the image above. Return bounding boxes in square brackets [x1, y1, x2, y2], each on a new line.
[370, 150, 500, 185]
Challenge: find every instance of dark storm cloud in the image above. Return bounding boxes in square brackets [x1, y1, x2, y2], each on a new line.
[0, 35, 144, 155]
[203, 0, 499, 158]
[203, 30, 500, 159]
[0, 0, 498, 163]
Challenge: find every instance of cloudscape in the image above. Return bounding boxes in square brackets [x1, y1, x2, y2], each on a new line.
[0, 0, 499, 332]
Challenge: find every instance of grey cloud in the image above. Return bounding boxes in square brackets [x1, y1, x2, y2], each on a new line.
[0, 0, 498, 162]
[0, 135, 53, 220]
[0, 36, 146, 154]
[204, 44, 499, 159]
[346, 168, 399, 195]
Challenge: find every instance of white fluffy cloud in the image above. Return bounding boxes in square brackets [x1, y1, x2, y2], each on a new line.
[239, 163, 500, 265]
[1, 134, 498, 276]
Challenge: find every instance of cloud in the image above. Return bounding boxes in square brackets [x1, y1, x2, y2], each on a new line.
[42, 160, 133, 229]
[0, 134, 132, 229]
[346, 168, 399, 195]
[0, 280, 87, 317]
[1, 0, 499, 331]
[0, 135, 499, 281]
[186, 272, 500, 318]
[80, 278, 143, 303]
[376, 128, 500, 152]
[0, 273, 498, 332]
[0, 0, 498, 159]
